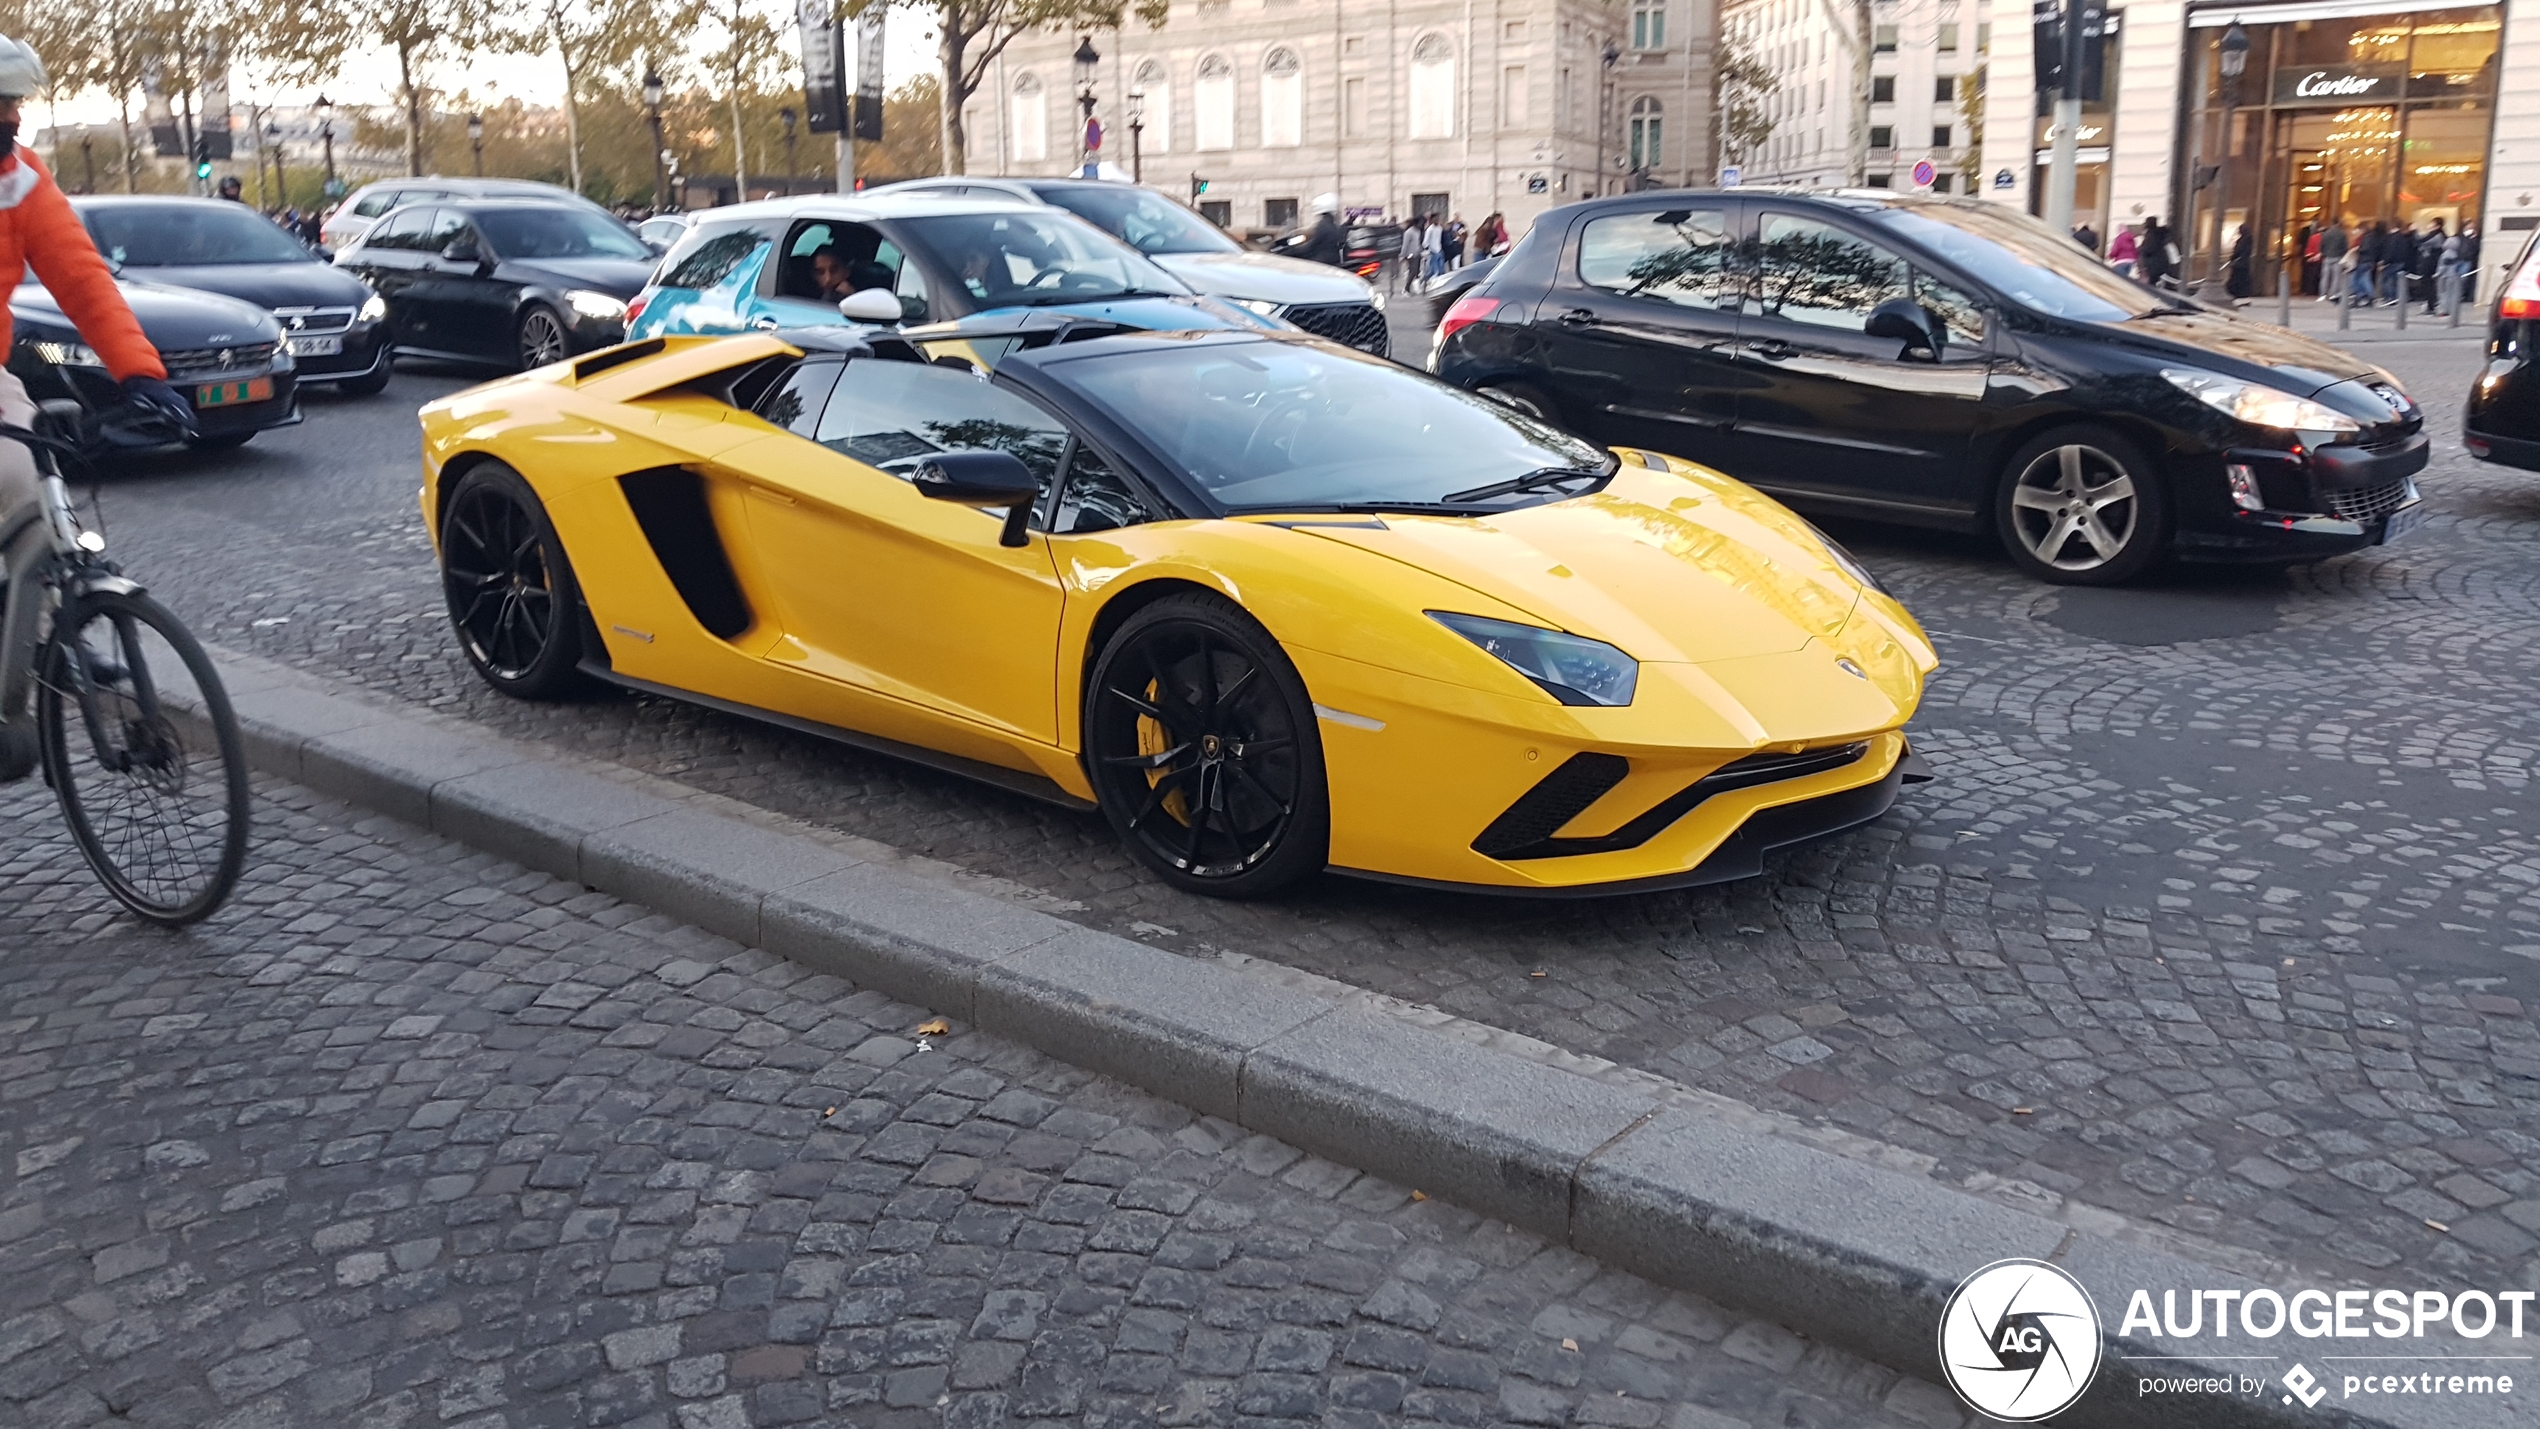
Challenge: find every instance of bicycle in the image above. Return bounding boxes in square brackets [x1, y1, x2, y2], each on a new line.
[0, 400, 249, 925]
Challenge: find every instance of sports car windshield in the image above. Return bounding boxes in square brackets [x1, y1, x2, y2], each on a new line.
[85, 204, 317, 265]
[1871, 204, 2169, 321]
[477, 208, 650, 260]
[1051, 339, 1613, 512]
[1029, 186, 1240, 255]
[899, 212, 1190, 306]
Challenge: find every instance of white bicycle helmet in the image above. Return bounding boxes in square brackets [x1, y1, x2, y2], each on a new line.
[0, 34, 47, 100]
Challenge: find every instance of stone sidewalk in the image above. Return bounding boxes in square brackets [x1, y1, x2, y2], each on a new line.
[0, 774, 1967, 1429]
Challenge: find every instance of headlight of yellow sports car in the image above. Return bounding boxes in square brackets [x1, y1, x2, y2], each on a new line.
[1429, 612, 1639, 707]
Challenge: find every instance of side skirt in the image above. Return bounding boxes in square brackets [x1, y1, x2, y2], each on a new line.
[574, 660, 1099, 814]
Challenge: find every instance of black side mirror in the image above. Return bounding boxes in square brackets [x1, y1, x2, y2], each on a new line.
[440, 240, 485, 268]
[1865, 296, 1942, 357]
[911, 450, 1039, 547]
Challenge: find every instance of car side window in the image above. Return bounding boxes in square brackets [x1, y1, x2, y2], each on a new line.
[353, 189, 401, 219]
[1914, 270, 1988, 346]
[756, 358, 843, 437]
[815, 359, 1070, 504]
[429, 210, 477, 257]
[1053, 442, 1157, 535]
[1748, 212, 1911, 332]
[1577, 207, 1735, 309]
[777, 220, 904, 302]
[661, 227, 771, 290]
[366, 207, 433, 251]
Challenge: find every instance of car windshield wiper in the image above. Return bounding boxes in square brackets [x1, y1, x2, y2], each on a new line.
[1439, 462, 1614, 506]
[1318, 500, 1494, 516]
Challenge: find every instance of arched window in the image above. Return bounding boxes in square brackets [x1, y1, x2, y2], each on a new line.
[1261, 47, 1302, 148]
[1011, 72, 1047, 164]
[1195, 53, 1234, 151]
[1631, 0, 1667, 50]
[1408, 34, 1454, 139]
[1629, 96, 1663, 170]
[1135, 59, 1171, 154]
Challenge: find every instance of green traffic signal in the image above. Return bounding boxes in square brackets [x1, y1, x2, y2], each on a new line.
[196, 162, 213, 179]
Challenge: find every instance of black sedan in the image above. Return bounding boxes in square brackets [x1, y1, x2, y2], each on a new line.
[1433, 191, 2430, 585]
[76, 195, 391, 394]
[335, 199, 652, 372]
[10, 281, 299, 451]
[2465, 229, 2540, 471]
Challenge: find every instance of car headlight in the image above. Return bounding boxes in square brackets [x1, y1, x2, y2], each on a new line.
[1227, 297, 1282, 317]
[31, 338, 105, 367]
[1804, 521, 1888, 595]
[358, 292, 387, 322]
[565, 289, 628, 323]
[1430, 612, 1638, 707]
[2161, 368, 2360, 434]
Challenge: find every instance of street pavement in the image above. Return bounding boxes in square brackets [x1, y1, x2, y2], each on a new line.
[56, 323, 2540, 1302]
[0, 773, 1966, 1429]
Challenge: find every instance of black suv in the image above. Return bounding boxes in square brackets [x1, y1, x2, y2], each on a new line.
[1432, 191, 2429, 584]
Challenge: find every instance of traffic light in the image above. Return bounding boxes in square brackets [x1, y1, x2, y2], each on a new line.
[192, 135, 212, 182]
[1190, 174, 1209, 201]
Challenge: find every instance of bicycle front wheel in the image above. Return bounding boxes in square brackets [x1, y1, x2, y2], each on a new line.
[37, 589, 251, 925]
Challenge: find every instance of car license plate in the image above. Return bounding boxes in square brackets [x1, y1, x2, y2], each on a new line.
[2379, 501, 2426, 544]
[195, 377, 274, 408]
[285, 334, 341, 357]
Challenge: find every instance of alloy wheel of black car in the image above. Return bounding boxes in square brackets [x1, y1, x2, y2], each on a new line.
[517, 306, 570, 370]
[1996, 425, 2168, 586]
[439, 462, 588, 699]
[1086, 595, 1329, 898]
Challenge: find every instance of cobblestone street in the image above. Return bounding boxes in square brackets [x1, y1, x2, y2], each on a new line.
[65, 329, 2540, 1300]
[0, 776, 1962, 1429]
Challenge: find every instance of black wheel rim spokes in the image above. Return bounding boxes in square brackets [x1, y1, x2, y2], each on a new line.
[523, 314, 566, 367]
[442, 488, 555, 680]
[1094, 624, 1300, 880]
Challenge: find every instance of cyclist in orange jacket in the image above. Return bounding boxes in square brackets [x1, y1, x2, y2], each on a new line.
[0, 33, 198, 780]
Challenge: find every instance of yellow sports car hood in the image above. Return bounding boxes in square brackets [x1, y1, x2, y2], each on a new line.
[1301, 464, 1862, 663]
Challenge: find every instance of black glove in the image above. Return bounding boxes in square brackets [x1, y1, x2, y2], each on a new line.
[119, 375, 201, 440]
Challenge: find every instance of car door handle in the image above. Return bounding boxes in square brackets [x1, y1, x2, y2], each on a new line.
[1744, 338, 1798, 360]
[1555, 308, 1599, 328]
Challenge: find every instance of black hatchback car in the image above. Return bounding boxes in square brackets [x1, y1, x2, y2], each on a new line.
[2465, 228, 2540, 471]
[1433, 191, 2430, 584]
[335, 199, 652, 371]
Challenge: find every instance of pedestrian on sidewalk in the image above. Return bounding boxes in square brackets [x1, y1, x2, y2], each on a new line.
[2225, 223, 2253, 302]
[2356, 222, 2387, 305]
[1423, 217, 1445, 285]
[1443, 214, 1466, 270]
[2418, 218, 2450, 314]
[2316, 219, 2348, 301]
[1398, 217, 1426, 294]
[2109, 222, 2138, 277]
[2460, 223, 2482, 305]
[2435, 227, 2466, 315]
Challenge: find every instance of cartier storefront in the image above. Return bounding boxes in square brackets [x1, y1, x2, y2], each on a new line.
[2177, 0, 2500, 288]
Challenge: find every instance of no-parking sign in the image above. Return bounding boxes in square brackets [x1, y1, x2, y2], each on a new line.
[1911, 158, 1937, 188]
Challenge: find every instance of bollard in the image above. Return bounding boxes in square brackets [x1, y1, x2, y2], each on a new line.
[2446, 268, 2463, 328]
[2279, 266, 2292, 327]
[2337, 261, 2350, 330]
[2396, 277, 2407, 330]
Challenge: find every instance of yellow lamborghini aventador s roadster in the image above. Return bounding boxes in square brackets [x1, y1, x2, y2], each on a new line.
[418, 315, 1936, 898]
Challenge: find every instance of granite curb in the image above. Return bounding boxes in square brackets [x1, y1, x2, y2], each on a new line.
[190, 644, 2523, 1429]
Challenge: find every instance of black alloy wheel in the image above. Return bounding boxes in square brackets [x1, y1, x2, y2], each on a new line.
[1995, 423, 2171, 586]
[1085, 594, 1330, 898]
[439, 462, 588, 699]
[516, 305, 570, 371]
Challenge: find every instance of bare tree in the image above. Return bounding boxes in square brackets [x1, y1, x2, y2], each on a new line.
[268, 0, 502, 175]
[712, 0, 783, 194]
[1714, 27, 1775, 167]
[1956, 68, 1986, 188]
[853, 0, 1163, 177]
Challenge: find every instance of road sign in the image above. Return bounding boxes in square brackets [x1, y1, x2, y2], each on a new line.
[1994, 167, 2017, 191]
[1911, 158, 1937, 188]
[1719, 165, 1741, 188]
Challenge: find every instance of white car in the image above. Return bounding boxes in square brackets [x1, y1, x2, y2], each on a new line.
[867, 176, 1392, 355]
[322, 177, 624, 254]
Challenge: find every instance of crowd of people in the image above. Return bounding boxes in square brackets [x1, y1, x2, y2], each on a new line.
[2081, 209, 2481, 314]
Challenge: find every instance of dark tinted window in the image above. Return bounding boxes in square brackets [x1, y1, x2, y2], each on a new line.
[1748, 212, 1909, 332]
[814, 360, 1069, 496]
[1916, 271, 1987, 344]
[426, 209, 474, 254]
[85, 203, 316, 265]
[1870, 203, 2164, 320]
[1577, 207, 1735, 308]
[661, 227, 770, 290]
[1054, 443, 1156, 534]
[351, 188, 403, 218]
[476, 207, 649, 260]
[365, 207, 436, 250]
[756, 359, 842, 436]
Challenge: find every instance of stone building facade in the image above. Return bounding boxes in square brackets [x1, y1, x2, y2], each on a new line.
[1719, 0, 1992, 193]
[959, 0, 1717, 234]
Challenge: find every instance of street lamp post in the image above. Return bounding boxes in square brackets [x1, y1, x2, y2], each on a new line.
[1073, 36, 1100, 176]
[315, 94, 338, 203]
[1596, 42, 1620, 198]
[468, 113, 484, 176]
[642, 71, 668, 212]
[2215, 21, 2250, 290]
[1126, 89, 1145, 184]
[266, 121, 284, 208]
[780, 107, 797, 193]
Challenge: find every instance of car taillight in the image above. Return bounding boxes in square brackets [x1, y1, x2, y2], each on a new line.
[623, 292, 650, 328]
[2501, 251, 2540, 319]
[1436, 295, 1500, 344]
[2503, 296, 2540, 320]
